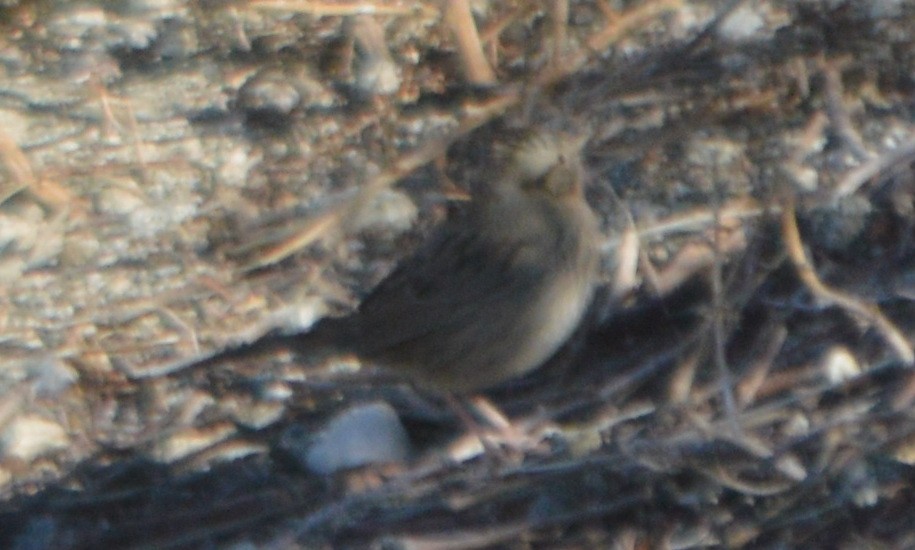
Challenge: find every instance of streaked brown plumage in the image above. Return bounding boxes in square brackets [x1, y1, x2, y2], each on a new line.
[190, 129, 601, 393]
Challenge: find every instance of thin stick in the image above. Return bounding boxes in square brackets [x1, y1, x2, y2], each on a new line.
[831, 132, 915, 200]
[781, 200, 914, 365]
[710, 188, 739, 430]
[445, 0, 497, 85]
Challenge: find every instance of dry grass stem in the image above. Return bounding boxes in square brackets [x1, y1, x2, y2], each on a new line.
[612, 226, 640, 299]
[0, 129, 34, 205]
[248, 0, 420, 16]
[821, 58, 873, 162]
[607, 197, 769, 247]
[735, 324, 787, 407]
[781, 200, 914, 365]
[832, 130, 915, 200]
[445, 0, 497, 85]
[549, 0, 570, 68]
[479, 2, 539, 44]
[710, 196, 739, 429]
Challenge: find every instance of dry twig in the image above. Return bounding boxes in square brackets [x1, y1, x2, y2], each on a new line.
[445, 0, 497, 85]
[781, 200, 914, 365]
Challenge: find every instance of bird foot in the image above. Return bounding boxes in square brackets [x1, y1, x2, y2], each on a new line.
[444, 395, 555, 464]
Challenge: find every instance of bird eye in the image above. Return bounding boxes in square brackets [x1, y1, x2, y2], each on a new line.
[543, 163, 577, 196]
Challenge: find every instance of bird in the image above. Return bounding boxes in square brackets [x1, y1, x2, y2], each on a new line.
[182, 128, 602, 393]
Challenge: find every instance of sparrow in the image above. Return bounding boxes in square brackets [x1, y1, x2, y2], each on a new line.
[185, 129, 601, 393]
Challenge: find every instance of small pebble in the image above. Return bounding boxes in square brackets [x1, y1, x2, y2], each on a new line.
[282, 401, 411, 475]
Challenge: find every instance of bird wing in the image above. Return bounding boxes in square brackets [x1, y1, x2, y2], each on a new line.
[352, 218, 544, 353]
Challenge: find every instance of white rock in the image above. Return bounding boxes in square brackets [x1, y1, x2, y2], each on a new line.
[719, 5, 765, 41]
[1, 415, 68, 461]
[286, 401, 411, 475]
[822, 346, 861, 384]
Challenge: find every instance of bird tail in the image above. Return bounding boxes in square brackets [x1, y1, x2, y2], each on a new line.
[126, 319, 345, 380]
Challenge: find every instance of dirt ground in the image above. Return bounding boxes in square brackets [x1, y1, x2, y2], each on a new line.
[1, 0, 915, 548]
